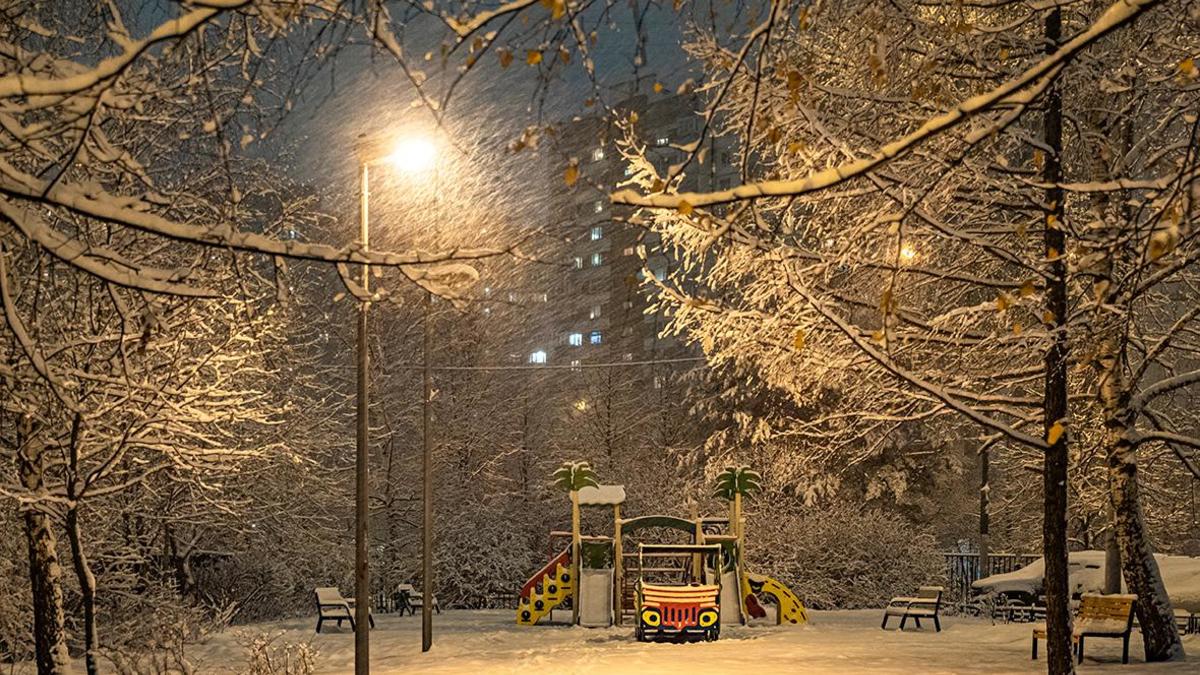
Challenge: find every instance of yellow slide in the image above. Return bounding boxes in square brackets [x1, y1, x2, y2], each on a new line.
[516, 546, 574, 625]
[743, 572, 808, 625]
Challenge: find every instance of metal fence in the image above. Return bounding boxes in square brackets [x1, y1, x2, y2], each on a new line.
[943, 551, 1040, 608]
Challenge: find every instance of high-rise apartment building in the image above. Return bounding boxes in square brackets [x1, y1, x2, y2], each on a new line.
[523, 90, 738, 370]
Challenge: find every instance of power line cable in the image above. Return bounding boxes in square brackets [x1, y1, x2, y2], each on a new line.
[387, 356, 706, 372]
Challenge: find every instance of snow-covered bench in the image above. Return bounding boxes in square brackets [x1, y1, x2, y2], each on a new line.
[881, 586, 943, 632]
[314, 587, 374, 633]
[1175, 609, 1198, 635]
[395, 583, 441, 616]
[1031, 593, 1135, 664]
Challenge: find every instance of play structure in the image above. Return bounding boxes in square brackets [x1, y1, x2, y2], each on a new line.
[516, 468, 808, 638]
[634, 544, 722, 642]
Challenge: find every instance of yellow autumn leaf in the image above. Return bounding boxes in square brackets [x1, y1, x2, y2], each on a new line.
[653, 82, 664, 93]
[564, 163, 579, 187]
[996, 293, 1011, 312]
[872, 329, 886, 343]
[1042, 310, 1056, 325]
[999, 47, 1010, 61]
[526, 50, 543, 66]
[1047, 247, 1061, 261]
[629, 111, 639, 124]
[1020, 280, 1035, 297]
[1012, 322, 1022, 336]
[559, 46, 571, 64]
[1047, 421, 1065, 445]
[677, 200, 694, 216]
[551, 0, 565, 19]
[1032, 149, 1044, 169]
[498, 49, 513, 68]
[792, 330, 806, 351]
[1180, 57, 1197, 79]
[1046, 214, 1059, 230]
[787, 141, 806, 155]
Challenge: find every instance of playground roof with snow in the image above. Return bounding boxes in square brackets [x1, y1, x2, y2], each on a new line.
[578, 484, 625, 506]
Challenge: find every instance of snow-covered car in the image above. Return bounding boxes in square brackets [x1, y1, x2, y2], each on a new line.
[971, 551, 1200, 611]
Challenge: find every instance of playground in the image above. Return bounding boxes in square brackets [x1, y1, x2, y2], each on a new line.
[515, 465, 805, 636]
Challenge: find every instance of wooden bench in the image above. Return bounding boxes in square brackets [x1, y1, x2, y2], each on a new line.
[395, 583, 441, 616]
[1032, 593, 1135, 664]
[314, 587, 375, 633]
[1175, 609, 1198, 635]
[881, 586, 943, 632]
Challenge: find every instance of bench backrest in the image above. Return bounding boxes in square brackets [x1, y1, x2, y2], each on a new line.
[315, 587, 346, 606]
[917, 586, 944, 604]
[1076, 594, 1135, 634]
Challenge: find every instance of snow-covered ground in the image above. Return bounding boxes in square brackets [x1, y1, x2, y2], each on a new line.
[178, 609, 1200, 674]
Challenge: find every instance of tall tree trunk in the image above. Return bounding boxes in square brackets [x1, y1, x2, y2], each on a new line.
[1103, 522, 1122, 594]
[1040, 7, 1074, 673]
[24, 508, 69, 674]
[19, 434, 69, 675]
[570, 489, 581, 626]
[66, 506, 100, 675]
[1097, 352, 1184, 660]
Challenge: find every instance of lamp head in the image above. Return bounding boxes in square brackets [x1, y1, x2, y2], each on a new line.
[386, 137, 437, 172]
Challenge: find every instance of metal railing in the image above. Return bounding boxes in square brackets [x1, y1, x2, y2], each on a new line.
[942, 551, 1040, 609]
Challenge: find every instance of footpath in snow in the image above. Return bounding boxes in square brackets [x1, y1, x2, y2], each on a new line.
[182, 609, 1200, 674]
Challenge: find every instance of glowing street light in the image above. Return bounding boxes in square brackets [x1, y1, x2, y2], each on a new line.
[386, 137, 437, 173]
[352, 132, 440, 672]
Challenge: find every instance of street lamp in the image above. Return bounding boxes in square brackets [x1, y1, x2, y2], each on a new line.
[353, 133, 439, 674]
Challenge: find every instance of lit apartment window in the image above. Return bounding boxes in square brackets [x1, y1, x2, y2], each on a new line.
[589, 330, 603, 345]
[653, 375, 664, 389]
[574, 399, 589, 411]
[656, 136, 669, 146]
[539, 292, 549, 302]
[483, 286, 492, 296]
[591, 252, 603, 267]
[623, 352, 634, 362]
[570, 359, 582, 372]
[593, 200, 605, 214]
[591, 147, 605, 162]
[590, 304, 602, 320]
[568, 332, 583, 347]
[574, 256, 584, 269]
[623, 246, 635, 256]
[483, 307, 491, 316]
[529, 350, 547, 364]
[591, 225, 603, 240]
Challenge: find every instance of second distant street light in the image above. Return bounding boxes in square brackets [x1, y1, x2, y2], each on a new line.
[353, 134, 439, 674]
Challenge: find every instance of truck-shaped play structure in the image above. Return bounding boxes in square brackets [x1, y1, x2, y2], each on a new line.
[516, 482, 808, 635]
[635, 544, 722, 642]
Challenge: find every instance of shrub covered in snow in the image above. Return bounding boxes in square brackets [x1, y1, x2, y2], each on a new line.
[746, 499, 943, 610]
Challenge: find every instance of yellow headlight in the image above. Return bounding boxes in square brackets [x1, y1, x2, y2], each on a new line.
[641, 609, 661, 627]
[698, 610, 718, 627]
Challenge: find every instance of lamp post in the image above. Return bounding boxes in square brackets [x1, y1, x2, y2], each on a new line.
[353, 135, 438, 673]
[354, 153, 371, 675]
